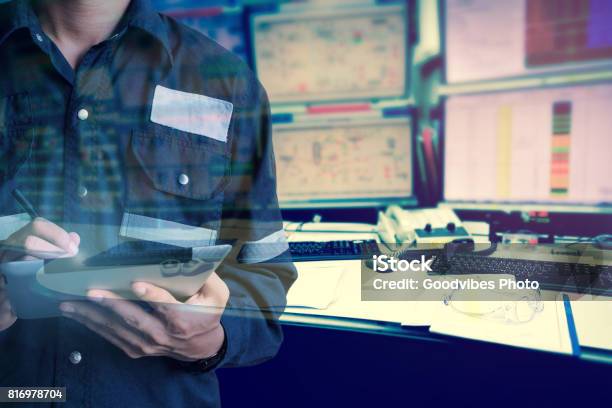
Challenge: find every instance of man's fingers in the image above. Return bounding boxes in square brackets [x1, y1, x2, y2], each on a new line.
[1, 220, 79, 262]
[87, 290, 171, 347]
[60, 301, 161, 356]
[0, 298, 13, 314]
[21, 235, 68, 258]
[0, 298, 16, 331]
[0, 312, 17, 331]
[132, 282, 179, 312]
[69, 232, 81, 246]
[132, 282, 215, 339]
[64, 311, 145, 359]
[189, 273, 229, 308]
[28, 218, 77, 254]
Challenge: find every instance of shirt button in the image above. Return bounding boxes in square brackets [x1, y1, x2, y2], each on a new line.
[35, 33, 43, 42]
[78, 186, 88, 198]
[178, 173, 189, 186]
[69, 351, 82, 365]
[77, 109, 89, 121]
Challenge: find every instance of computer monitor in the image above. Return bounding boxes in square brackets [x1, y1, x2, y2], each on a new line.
[443, 83, 612, 208]
[273, 117, 414, 208]
[443, 0, 612, 84]
[251, 3, 409, 104]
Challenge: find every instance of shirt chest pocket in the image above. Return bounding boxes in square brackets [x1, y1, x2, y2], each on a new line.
[0, 93, 35, 184]
[124, 127, 230, 246]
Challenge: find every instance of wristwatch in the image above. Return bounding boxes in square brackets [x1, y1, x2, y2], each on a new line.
[190, 328, 228, 373]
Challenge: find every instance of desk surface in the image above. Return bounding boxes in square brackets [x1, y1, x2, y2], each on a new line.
[280, 229, 612, 365]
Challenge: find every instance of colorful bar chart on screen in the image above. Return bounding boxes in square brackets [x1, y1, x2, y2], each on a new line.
[550, 102, 572, 197]
[444, 84, 612, 205]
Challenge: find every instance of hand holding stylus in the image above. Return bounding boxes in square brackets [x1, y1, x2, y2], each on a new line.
[0, 217, 80, 263]
[0, 216, 80, 333]
[1, 189, 81, 262]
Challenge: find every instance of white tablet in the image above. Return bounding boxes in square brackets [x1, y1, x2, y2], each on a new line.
[1, 243, 232, 319]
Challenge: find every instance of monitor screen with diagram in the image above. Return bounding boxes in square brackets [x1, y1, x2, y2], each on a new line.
[274, 117, 414, 208]
[251, 3, 409, 103]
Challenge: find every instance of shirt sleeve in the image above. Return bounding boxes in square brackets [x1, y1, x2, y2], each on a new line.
[215, 76, 297, 368]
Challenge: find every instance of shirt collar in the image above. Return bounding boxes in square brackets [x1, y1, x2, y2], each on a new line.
[0, 0, 173, 65]
[124, 0, 174, 65]
[0, 0, 40, 45]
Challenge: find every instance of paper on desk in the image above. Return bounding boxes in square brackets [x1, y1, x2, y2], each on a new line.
[284, 222, 377, 234]
[401, 301, 438, 326]
[429, 289, 572, 354]
[570, 297, 612, 351]
[286, 261, 345, 310]
[287, 260, 419, 323]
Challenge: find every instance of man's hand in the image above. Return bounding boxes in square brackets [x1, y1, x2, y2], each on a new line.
[59, 272, 230, 361]
[0, 218, 80, 332]
[0, 274, 16, 331]
[0, 218, 80, 262]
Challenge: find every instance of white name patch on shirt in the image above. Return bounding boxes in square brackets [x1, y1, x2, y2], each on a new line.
[150, 85, 233, 143]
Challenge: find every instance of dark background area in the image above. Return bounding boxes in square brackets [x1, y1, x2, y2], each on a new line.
[218, 324, 611, 407]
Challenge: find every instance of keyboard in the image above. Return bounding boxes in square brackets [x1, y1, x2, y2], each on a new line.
[427, 253, 612, 295]
[288, 240, 379, 262]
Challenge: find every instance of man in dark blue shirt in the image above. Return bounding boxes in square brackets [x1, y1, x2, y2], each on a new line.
[0, 0, 296, 406]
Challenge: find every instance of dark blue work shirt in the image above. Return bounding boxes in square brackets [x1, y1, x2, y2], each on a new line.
[0, 0, 296, 406]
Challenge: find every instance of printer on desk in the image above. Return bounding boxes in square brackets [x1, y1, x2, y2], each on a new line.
[284, 206, 473, 262]
[377, 206, 472, 245]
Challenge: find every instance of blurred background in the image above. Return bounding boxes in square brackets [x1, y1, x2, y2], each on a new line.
[148, 0, 612, 238]
[1, 2, 609, 406]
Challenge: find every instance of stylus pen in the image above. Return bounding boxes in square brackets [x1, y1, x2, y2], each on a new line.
[11, 188, 40, 219]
